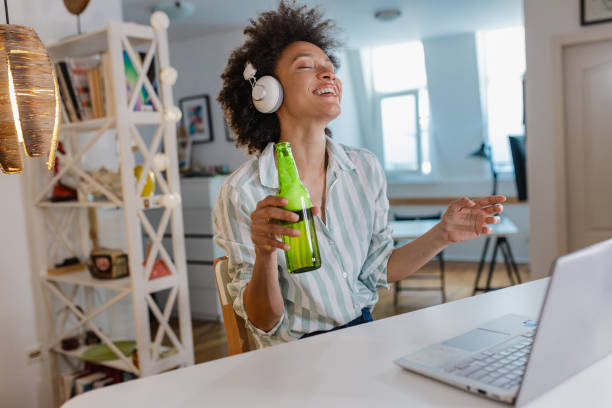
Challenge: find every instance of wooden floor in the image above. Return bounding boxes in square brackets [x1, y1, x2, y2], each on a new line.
[189, 261, 530, 364]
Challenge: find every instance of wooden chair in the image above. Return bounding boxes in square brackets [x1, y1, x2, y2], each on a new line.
[213, 256, 251, 355]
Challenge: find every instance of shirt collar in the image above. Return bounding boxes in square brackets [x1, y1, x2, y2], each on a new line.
[258, 136, 355, 189]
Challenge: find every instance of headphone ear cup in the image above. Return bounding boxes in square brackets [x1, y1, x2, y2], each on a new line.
[252, 76, 283, 114]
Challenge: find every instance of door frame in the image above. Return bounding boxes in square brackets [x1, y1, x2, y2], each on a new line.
[551, 26, 612, 256]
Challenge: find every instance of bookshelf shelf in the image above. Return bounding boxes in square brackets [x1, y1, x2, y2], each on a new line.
[35, 16, 194, 406]
[46, 23, 153, 61]
[36, 200, 123, 208]
[51, 345, 137, 373]
[60, 117, 116, 132]
[36, 195, 172, 210]
[43, 269, 131, 292]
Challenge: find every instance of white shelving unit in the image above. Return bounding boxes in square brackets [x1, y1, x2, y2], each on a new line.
[32, 15, 194, 405]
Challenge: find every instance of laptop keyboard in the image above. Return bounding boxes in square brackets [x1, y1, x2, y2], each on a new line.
[443, 330, 535, 390]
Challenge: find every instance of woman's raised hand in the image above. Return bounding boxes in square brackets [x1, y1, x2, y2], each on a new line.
[437, 196, 507, 244]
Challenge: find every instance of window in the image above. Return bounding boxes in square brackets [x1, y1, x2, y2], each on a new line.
[366, 42, 431, 174]
[478, 27, 526, 170]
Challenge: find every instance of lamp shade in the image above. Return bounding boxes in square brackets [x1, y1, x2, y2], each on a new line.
[63, 0, 90, 15]
[0, 24, 60, 174]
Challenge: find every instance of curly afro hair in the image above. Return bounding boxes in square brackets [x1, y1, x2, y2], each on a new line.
[217, 0, 341, 155]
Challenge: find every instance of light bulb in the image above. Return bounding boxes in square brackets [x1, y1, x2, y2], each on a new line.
[153, 153, 169, 171]
[163, 106, 182, 123]
[160, 193, 181, 208]
[151, 11, 170, 30]
[160, 67, 178, 86]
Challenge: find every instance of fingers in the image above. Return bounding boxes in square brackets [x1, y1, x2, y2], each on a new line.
[252, 207, 299, 223]
[255, 195, 288, 210]
[252, 235, 289, 251]
[482, 204, 504, 215]
[461, 207, 503, 220]
[449, 197, 475, 212]
[484, 216, 501, 225]
[252, 222, 300, 238]
[474, 195, 506, 207]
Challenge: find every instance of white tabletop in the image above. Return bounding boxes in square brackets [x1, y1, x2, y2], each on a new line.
[391, 217, 519, 240]
[64, 279, 612, 407]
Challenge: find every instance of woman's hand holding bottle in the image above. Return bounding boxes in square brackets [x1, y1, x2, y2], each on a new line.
[250, 195, 320, 255]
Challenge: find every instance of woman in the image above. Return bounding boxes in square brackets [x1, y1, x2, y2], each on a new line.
[215, 0, 505, 349]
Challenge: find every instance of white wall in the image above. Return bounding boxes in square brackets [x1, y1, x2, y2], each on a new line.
[0, 2, 122, 407]
[523, 0, 587, 278]
[423, 33, 486, 181]
[170, 28, 250, 169]
[327, 50, 363, 147]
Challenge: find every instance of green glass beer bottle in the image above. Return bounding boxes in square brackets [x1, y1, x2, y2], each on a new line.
[275, 142, 322, 273]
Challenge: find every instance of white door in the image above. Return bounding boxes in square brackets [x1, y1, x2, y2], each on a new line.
[563, 39, 612, 251]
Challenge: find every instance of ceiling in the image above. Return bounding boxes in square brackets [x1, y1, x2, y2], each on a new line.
[122, 0, 523, 46]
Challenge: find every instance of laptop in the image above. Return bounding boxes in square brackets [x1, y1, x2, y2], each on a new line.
[395, 238, 612, 406]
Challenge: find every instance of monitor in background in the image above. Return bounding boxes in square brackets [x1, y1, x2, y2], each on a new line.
[508, 135, 527, 201]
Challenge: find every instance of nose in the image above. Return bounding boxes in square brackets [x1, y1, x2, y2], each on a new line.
[317, 68, 336, 82]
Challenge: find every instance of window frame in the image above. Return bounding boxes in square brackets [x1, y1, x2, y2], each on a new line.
[376, 88, 422, 175]
[477, 27, 526, 174]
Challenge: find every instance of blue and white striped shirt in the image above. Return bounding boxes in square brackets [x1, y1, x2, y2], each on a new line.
[213, 137, 394, 348]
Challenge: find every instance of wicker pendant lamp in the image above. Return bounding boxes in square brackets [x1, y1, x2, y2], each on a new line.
[0, 0, 60, 174]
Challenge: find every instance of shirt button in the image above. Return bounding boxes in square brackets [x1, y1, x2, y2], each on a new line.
[330, 240, 336, 245]
[342, 272, 348, 278]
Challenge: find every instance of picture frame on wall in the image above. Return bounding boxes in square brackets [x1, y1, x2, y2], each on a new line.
[224, 119, 237, 142]
[581, 0, 612, 25]
[179, 94, 214, 144]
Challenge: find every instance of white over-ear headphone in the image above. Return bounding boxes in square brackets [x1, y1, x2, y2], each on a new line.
[243, 61, 284, 114]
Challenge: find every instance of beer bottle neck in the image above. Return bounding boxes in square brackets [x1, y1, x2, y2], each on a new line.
[276, 144, 302, 188]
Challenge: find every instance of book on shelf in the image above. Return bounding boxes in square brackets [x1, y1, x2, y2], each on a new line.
[66, 56, 100, 121]
[56, 61, 81, 122]
[75, 372, 107, 394]
[92, 376, 114, 389]
[87, 66, 104, 119]
[59, 369, 87, 403]
[54, 49, 159, 123]
[101, 52, 115, 117]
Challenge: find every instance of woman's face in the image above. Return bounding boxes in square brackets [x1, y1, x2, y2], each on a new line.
[274, 41, 342, 124]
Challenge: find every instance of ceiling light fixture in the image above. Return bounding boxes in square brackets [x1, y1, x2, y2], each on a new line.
[152, 1, 196, 20]
[0, 0, 60, 174]
[374, 8, 402, 22]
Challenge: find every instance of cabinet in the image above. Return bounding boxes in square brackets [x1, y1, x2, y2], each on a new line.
[31, 15, 194, 405]
[152, 176, 226, 320]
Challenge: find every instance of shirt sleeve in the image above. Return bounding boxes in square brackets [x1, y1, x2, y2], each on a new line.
[212, 183, 291, 348]
[358, 156, 394, 291]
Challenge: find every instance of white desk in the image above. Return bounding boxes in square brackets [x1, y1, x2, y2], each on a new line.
[64, 279, 612, 407]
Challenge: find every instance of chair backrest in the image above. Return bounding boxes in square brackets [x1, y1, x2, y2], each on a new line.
[213, 256, 251, 355]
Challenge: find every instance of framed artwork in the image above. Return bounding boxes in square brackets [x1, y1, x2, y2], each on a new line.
[179, 94, 214, 143]
[581, 0, 612, 25]
[224, 119, 236, 142]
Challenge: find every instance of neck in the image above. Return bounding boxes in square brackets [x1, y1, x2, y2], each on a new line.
[277, 120, 327, 182]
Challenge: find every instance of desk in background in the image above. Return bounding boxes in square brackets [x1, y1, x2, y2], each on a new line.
[63, 279, 612, 407]
[390, 217, 521, 295]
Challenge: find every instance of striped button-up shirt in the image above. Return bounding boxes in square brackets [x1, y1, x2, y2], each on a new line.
[213, 137, 394, 348]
